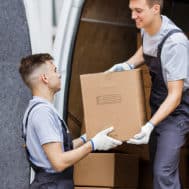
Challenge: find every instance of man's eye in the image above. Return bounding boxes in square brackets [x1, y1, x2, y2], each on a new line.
[136, 9, 142, 13]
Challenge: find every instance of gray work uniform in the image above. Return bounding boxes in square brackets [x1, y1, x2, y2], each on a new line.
[22, 96, 74, 189]
[142, 16, 189, 189]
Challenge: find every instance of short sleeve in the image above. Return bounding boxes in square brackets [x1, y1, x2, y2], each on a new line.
[31, 106, 62, 145]
[162, 42, 189, 81]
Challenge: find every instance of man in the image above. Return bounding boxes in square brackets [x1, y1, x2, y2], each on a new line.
[107, 0, 189, 188]
[19, 53, 122, 189]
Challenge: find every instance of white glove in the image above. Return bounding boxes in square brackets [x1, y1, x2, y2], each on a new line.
[90, 127, 122, 151]
[105, 62, 134, 73]
[80, 133, 87, 143]
[127, 122, 154, 144]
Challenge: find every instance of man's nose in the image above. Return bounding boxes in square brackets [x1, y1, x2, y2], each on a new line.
[57, 70, 64, 78]
[131, 11, 137, 20]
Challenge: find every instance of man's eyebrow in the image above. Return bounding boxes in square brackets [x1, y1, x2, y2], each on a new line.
[130, 7, 143, 10]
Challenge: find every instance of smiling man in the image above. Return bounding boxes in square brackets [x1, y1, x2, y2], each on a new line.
[106, 0, 189, 188]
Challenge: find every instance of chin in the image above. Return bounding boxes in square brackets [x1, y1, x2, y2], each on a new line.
[54, 86, 61, 93]
[136, 23, 143, 29]
[135, 20, 144, 28]
[57, 83, 61, 91]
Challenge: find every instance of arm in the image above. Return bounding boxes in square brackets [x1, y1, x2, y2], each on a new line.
[73, 133, 87, 149]
[126, 46, 145, 68]
[106, 46, 145, 72]
[72, 137, 85, 149]
[32, 108, 122, 171]
[43, 141, 92, 172]
[42, 127, 122, 172]
[150, 80, 184, 125]
[151, 41, 188, 124]
[127, 80, 184, 144]
[128, 41, 188, 145]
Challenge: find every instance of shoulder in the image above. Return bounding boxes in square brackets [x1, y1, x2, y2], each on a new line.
[162, 33, 189, 56]
[30, 104, 57, 125]
[166, 33, 188, 48]
[161, 15, 188, 46]
[32, 103, 53, 115]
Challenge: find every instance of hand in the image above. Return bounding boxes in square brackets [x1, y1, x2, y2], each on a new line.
[105, 62, 134, 73]
[80, 133, 87, 143]
[90, 127, 122, 151]
[127, 122, 154, 144]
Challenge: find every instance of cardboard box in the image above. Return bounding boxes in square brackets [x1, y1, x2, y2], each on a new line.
[74, 153, 139, 188]
[80, 69, 146, 141]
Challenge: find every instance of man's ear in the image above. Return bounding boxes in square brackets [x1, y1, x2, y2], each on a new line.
[153, 4, 160, 14]
[40, 74, 48, 84]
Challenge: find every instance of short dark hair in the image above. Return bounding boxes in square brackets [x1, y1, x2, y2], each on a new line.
[147, 0, 163, 10]
[19, 53, 53, 86]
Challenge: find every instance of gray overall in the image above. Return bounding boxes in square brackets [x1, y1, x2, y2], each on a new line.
[144, 30, 189, 189]
[23, 103, 74, 189]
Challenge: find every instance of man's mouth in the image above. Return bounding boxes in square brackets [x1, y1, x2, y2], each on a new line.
[135, 20, 141, 24]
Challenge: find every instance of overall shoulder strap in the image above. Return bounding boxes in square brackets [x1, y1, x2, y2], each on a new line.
[157, 29, 183, 57]
[22, 102, 48, 173]
[22, 102, 45, 141]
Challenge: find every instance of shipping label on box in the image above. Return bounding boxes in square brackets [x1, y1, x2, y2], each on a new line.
[80, 69, 146, 141]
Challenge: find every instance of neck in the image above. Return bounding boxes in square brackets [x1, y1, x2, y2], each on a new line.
[145, 15, 162, 36]
[32, 87, 54, 103]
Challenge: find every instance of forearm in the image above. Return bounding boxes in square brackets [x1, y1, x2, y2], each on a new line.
[125, 46, 144, 68]
[44, 127, 122, 172]
[126, 96, 180, 145]
[150, 93, 181, 126]
[73, 137, 85, 149]
[52, 141, 92, 172]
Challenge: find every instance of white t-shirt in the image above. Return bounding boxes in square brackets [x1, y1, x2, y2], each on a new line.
[141, 15, 189, 91]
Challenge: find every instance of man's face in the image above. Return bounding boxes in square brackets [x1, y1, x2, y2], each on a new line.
[129, 0, 158, 29]
[45, 60, 61, 93]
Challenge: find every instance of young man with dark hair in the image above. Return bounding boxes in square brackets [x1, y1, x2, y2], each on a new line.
[19, 53, 122, 189]
[107, 0, 189, 188]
